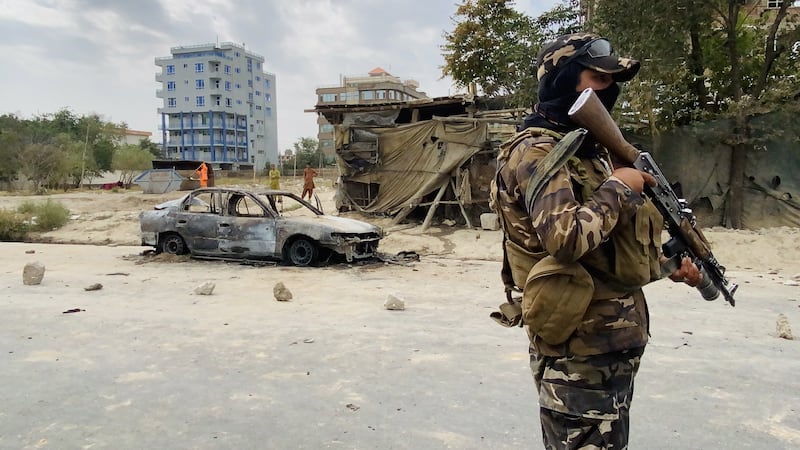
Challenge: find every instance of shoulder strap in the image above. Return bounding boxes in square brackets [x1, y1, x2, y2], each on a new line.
[523, 128, 587, 214]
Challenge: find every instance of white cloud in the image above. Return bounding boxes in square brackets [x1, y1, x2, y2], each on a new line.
[0, 0, 560, 152]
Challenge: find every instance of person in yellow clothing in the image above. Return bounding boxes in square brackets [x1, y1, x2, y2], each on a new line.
[268, 164, 281, 190]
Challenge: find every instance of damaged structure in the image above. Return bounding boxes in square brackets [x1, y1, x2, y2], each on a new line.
[308, 95, 522, 229]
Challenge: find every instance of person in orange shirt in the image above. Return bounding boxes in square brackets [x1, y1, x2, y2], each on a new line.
[196, 162, 209, 188]
[301, 163, 318, 200]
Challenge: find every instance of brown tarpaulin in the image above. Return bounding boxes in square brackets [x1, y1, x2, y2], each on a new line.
[340, 118, 488, 215]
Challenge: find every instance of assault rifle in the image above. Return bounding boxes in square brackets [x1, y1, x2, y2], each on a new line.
[568, 88, 737, 306]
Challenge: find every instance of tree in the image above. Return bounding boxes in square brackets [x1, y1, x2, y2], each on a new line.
[442, 0, 544, 107]
[18, 143, 68, 194]
[112, 144, 153, 187]
[139, 137, 162, 158]
[590, 0, 800, 227]
[292, 137, 322, 169]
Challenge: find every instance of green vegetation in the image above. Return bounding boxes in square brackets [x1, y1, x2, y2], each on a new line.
[0, 200, 70, 241]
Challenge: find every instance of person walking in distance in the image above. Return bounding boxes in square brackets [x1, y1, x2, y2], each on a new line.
[195, 162, 209, 188]
[302, 163, 318, 201]
[491, 33, 702, 449]
[268, 163, 281, 190]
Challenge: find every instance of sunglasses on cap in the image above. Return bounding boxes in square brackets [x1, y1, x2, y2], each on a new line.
[560, 38, 614, 66]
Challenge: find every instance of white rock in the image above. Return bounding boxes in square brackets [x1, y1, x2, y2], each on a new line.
[193, 281, 215, 295]
[384, 294, 406, 311]
[23, 262, 45, 286]
[480, 213, 500, 231]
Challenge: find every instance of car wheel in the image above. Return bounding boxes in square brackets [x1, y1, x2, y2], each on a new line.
[160, 233, 187, 255]
[287, 238, 317, 266]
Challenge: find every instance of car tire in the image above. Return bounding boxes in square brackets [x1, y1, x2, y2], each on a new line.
[160, 233, 187, 255]
[287, 238, 317, 266]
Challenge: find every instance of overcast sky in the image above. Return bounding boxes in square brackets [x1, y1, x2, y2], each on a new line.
[0, 0, 558, 152]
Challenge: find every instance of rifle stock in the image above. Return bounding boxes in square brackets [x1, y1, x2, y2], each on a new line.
[568, 88, 737, 306]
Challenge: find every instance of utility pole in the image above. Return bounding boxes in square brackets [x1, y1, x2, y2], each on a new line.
[79, 122, 90, 189]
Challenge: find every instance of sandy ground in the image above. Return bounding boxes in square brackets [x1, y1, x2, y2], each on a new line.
[1, 178, 799, 449]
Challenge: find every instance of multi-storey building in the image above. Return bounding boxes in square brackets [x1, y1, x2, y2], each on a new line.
[312, 67, 428, 157]
[155, 42, 278, 171]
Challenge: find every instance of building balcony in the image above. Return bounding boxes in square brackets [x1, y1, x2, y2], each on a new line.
[156, 89, 164, 98]
[155, 73, 163, 82]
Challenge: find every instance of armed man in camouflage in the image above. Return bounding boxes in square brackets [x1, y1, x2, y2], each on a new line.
[491, 33, 702, 449]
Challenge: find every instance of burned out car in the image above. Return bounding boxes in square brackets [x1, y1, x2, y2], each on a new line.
[139, 188, 383, 266]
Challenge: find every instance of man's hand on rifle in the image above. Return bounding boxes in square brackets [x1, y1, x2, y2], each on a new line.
[610, 167, 657, 194]
[662, 256, 703, 287]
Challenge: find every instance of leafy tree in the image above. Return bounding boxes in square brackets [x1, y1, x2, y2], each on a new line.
[292, 137, 322, 169]
[18, 143, 68, 194]
[442, 0, 544, 107]
[139, 137, 162, 157]
[112, 144, 153, 187]
[590, 0, 800, 227]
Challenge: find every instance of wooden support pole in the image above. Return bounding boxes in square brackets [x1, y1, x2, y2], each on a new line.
[421, 180, 449, 231]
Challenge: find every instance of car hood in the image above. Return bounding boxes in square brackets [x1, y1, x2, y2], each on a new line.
[285, 215, 382, 235]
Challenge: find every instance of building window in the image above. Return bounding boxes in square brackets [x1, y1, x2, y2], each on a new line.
[235, 83, 241, 89]
[224, 65, 231, 74]
[256, 62, 261, 70]
[235, 67, 240, 73]
[196, 96, 205, 106]
[247, 79, 253, 87]
[226, 98, 232, 107]
[236, 100, 242, 105]
[265, 107, 272, 117]
[320, 93, 336, 102]
[248, 93, 254, 102]
[184, 97, 190, 102]
[196, 79, 204, 89]
[256, 105, 262, 110]
[321, 124, 334, 132]
[168, 98, 176, 107]
[361, 90, 375, 100]
[255, 90, 261, 96]
[376, 90, 387, 100]
[235, 51, 240, 57]
[265, 79, 271, 89]
[166, 65, 175, 74]
[167, 81, 175, 91]
[256, 75, 261, 81]
[195, 62, 204, 72]
[247, 59, 252, 72]
[225, 81, 231, 91]
[265, 93, 271, 103]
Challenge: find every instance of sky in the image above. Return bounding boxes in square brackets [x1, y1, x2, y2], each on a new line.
[0, 0, 559, 152]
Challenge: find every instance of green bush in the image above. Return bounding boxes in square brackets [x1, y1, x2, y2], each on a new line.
[17, 200, 70, 232]
[0, 209, 29, 241]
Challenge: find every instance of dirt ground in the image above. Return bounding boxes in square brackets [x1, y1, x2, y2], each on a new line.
[1, 177, 799, 449]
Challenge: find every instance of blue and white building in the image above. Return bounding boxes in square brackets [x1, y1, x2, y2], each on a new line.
[155, 42, 278, 171]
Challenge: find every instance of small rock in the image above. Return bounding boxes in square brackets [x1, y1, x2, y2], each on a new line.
[23, 262, 45, 285]
[194, 281, 216, 295]
[777, 313, 793, 340]
[480, 213, 500, 231]
[84, 283, 103, 291]
[273, 281, 292, 301]
[25, 250, 35, 254]
[442, 219, 456, 227]
[783, 280, 799, 287]
[384, 294, 406, 311]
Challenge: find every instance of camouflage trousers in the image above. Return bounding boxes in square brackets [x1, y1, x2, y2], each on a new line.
[530, 346, 645, 450]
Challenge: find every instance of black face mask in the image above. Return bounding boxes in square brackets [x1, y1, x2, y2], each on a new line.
[595, 82, 620, 112]
[529, 82, 621, 131]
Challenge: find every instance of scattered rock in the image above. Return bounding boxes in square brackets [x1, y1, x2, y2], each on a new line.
[23, 262, 45, 285]
[777, 313, 793, 340]
[84, 283, 103, 291]
[792, 273, 800, 281]
[783, 280, 799, 286]
[62, 308, 85, 314]
[384, 294, 406, 311]
[442, 219, 456, 227]
[303, 338, 314, 343]
[346, 403, 360, 411]
[273, 282, 292, 301]
[25, 250, 35, 254]
[480, 213, 500, 231]
[193, 281, 216, 295]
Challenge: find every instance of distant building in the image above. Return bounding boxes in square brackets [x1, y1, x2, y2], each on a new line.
[155, 42, 278, 171]
[118, 129, 152, 146]
[312, 67, 429, 157]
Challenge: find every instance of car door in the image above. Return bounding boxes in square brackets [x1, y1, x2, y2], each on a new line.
[218, 192, 277, 258]
[171, 190, 226, 255]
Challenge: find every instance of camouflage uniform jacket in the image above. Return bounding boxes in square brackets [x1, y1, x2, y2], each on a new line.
[493, 128, 657, 357]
